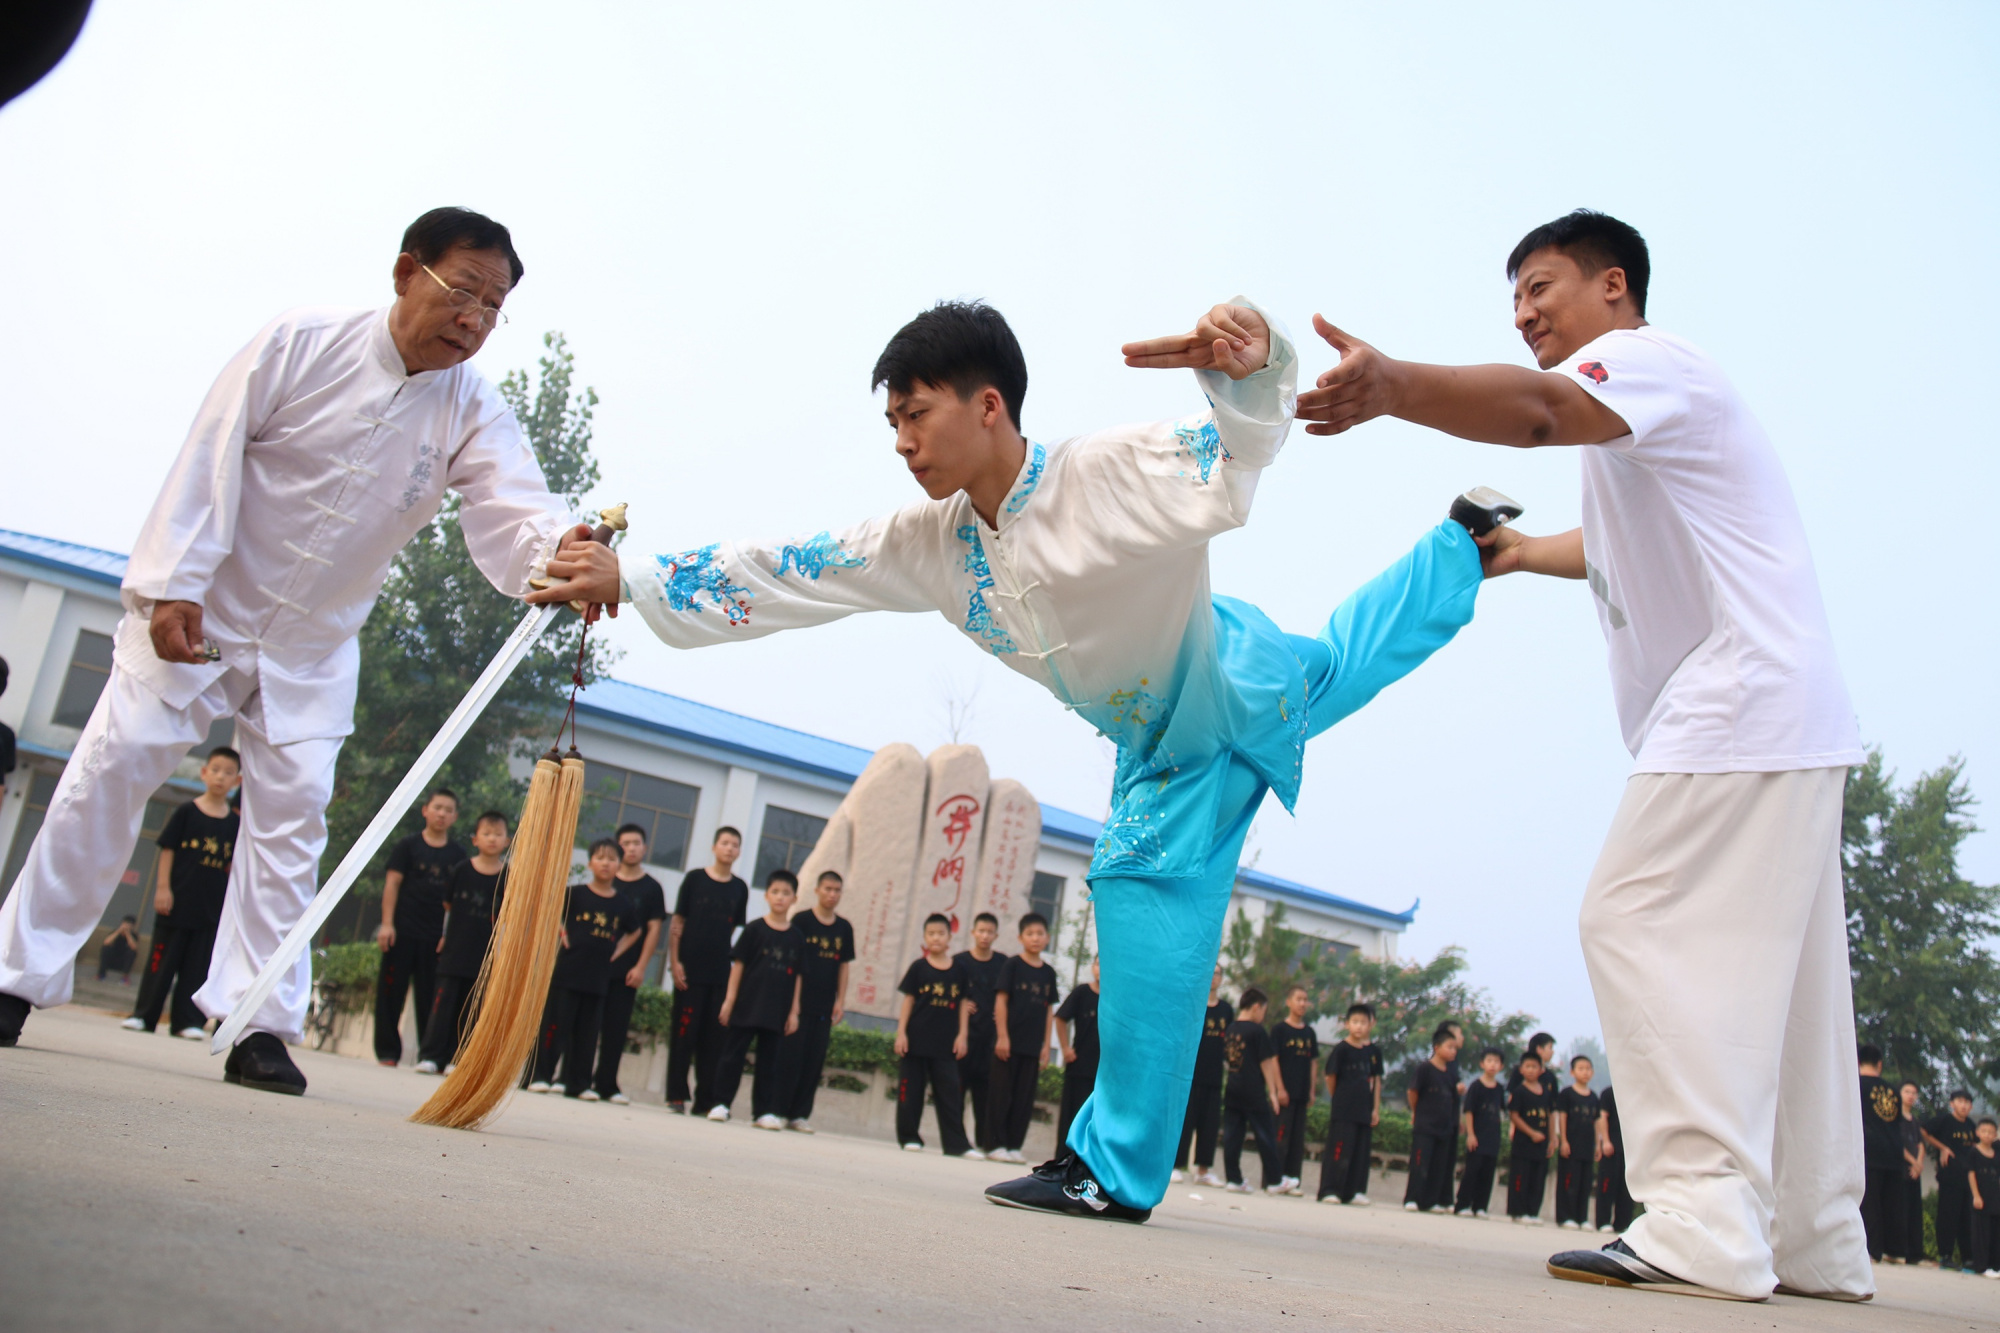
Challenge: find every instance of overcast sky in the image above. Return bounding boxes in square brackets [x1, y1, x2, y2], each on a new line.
[3, 2, 1993, 1048]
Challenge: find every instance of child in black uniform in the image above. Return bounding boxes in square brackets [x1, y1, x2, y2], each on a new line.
[1221, 987, 1285, 1193]
[1054, 957, 1100, 1149]
[1553, 1054, 1602, 1228]
[98, 916, 139, 983]
[1594, 1083, 1633, 1233]
[1404, 1024, 1463, 1211]
[778, 870, 854, 1132]
[1967, 1118, 2000, 1278]
[125, 746, 239, 1038]
[986, 913, 1058, 1164]
[710, 868, 805, 1127]
[1317, 1003, 1384, 1205]
[529, 839, 639, 1097]
[414, 811, 509, 1074]
[895, 913, 972, 1155]
[953, 911, 1008, 1156]
[1506, 1049, 1554, 1223]
[1174, 967, 1232, 1186]
[1270, 984, 1318, 1197]
[1455, 1047, 1507, 1216]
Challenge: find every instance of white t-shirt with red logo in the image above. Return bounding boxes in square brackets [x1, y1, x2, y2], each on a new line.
[1558, 326, 1861, 774]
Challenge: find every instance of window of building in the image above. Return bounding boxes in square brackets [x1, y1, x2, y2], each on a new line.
[1029, 870, 1066, 944]
[51, 629, 114, 729]
[751, 805, 827, 890]
[575, 761, 699, 871]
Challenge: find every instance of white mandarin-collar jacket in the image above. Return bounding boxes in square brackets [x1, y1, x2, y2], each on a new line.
[117, 307, 566, 745]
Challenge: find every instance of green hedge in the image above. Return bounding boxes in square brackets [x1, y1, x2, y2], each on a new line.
[630, 985, 673, 1041]
[315, 941, 380, 1016]
[825, 1024, 899, 1074]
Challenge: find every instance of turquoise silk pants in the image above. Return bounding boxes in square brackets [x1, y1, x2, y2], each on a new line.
[1066, 521, 1483, 1209]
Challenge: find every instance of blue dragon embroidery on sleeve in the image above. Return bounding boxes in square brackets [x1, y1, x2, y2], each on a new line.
[954, 524, 1016, 655]
[1171, 415, 1230, 484]
[654, 546, 752, 625]
[771, 531, 866, 580]
[1003, 443, 1046, 516]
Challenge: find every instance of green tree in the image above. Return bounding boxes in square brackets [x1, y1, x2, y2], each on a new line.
[1219, 903, 1535, 1095]
[321, 333, 616, 928]
[1845, 749, 2000, 1100]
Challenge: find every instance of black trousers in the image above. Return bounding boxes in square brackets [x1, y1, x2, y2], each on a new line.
[373, 933, 439, 1064]
[1507, 1152, 1549, 1218]
[778, 1011, 835, 1121]
[1937, 1180, 1975, 1268]
[591, 979, 639, 1097]
[1405, 1131, 1455, 1209]
[958, 1028, 995, 1147]
[985, 1051, 1040, 1152]
[418, 973, 477, 1068]
[1223, 1098, 1283, 1188]
[1971, 1206, 2000, 1274]
[896, 1053, 970, 1154]
[531, 987, 603, 1094]
[1455, 1153, 1499, 1214]
[666, 981, 728, 1110]
[1178, 1083, 1222, 1170]
[1274, 1087, 1311, 1180]
[130, 921, 214, 1033]
[712, 1025, 785, 1119]
[1056, 1063, 1096, 1150]
[1859, 1164, 1906, 1261]
[1555, 1152, 1595, 1224]
[1317, 1119, 1372, 1201]
[98, 937, 136, 980]
[1896, 1173, 1925, 1262]
[1595, 1151, 1634, 1231]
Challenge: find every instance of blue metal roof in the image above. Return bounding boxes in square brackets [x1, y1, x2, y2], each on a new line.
[3, 527, 1415, 931]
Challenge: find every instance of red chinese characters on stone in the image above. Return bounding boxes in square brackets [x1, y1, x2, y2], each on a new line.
[930, 794, 981, 932]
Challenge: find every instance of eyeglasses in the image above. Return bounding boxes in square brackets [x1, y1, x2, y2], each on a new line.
[420, 264, 508, 329]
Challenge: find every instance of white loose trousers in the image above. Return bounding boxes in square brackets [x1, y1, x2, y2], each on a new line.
[0, 660, 339, 1042]
[1580, 766, 1869, 1300]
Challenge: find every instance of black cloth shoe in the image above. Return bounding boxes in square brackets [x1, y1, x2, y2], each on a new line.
[0, 991, 28, 1047]
[984, 1151, 1151, 1224]
[1449, 486, 1524, 538]
[1546, 1238, 1760, 1301]
[223, 1032, 307, 1096]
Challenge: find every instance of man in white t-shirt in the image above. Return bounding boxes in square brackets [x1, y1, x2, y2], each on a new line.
[1292, 210, 1868, 1302]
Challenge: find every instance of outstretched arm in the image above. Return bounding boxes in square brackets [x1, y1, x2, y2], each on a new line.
[1478, 525, 1585, 580]
[1293, 316, 1629, 447]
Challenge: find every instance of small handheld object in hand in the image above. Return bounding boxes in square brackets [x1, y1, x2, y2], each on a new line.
[196, 639, 222, 663]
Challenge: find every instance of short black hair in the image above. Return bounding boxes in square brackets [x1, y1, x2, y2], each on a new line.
[1951, 1088, 1974, 1102]
[923, 912, 951, 930]
[1479, 1047, 1505, 1063]
[1528, 1031, 1556, 1053]
[1285, 983, 1308, 999]
[1240, 986, 1270, 1010]
[765, 868, 798, 891]
[871, 300, 1028, 431]
[587, 836, 621, 859]
[1018, 912, 1049, 934]
[204, 745, 240, 767]
[1981, 1117, 1998, 1130]
[475, 810, 509, 832]
[120, 912, 136, 922]
[615, 823, 647, 843]
[427, 787, 458, 806]
[1571, 1054, 1593, 1070]
[1899, 1079, 1921, 1092]
[401, 207, 524, 288]
[973, 911, 998, 927]
[1857, 1043, 1884, 1066]
[714, 826, 742, 844]
[1346, 1002, 1374, 1021]
[1432, 1024, 1458, 1048]
[1520, 1049, 1544, 1067]
[817, 870, 844, 888]
[1506, 209, 1651, 317]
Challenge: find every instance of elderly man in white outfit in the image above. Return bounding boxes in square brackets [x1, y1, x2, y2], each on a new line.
[0, 208, 578, 1093]
[1295, 210, 1869, 1303]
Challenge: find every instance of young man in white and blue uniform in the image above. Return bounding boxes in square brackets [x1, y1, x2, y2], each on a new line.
[533, 298, 1514, 1221]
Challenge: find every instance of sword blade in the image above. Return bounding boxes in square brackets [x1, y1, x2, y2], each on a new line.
[211, 603, 564, 1054]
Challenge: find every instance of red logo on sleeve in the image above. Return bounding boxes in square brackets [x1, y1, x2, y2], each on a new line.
[1577, 361, 1608, 384]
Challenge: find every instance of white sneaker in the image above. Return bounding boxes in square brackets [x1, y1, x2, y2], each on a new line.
[1559, 1219, 1580, 1230]
[609, 1092, 630, 1105]
[1404, 1201, 1420, 1211]
[1170, 1169, 1186, 1183]
[901, 1142, 925, 1152]
[754, 1114, 784, 1131]
[1351, 1194, 1371, 1207]
[1598, 1223, 1617, 1233]
[1319, 1195, 1344, 1205]
[412, 1059, 440, 1074]
[1266, 1183, 1289, 1196]
[526, 1081, 552, 1093]
[1226, 1181, 1254, 1194]
[443, 1064, 457, 1076]
[1512, 1215, 1528, 1225]
[1475, 1210, 1489, 1219]
[1529, 1216, 1545, 1227]
[706, 1105, 730, 1122]
[961, 1146, 985, 1159]
[120, 1017, 147, 1031]
[578, 1089, 601, 1102]
[786, 1118, 814, 1133]
[1284, 1177, 1303, 1196]
[1983, 1270, 2000, 1279]
[1199, 1170, 1225, 1188]
[1005, 1148, 1028, 1164]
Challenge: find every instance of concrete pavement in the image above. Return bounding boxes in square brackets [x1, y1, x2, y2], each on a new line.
[2, 1004, 1988, 1332]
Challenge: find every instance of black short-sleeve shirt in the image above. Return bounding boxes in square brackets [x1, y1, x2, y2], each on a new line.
[1859, 1075, 1904, 1167]
[728, 918, 802, 1031]
[1192, 1000, 1235, 1087]
[953, 949, 1011, 1038]
[1926, 1113, 1980, 1176]
[1272, 1021, 1320, 1096]
[1056, 984, 1100, 1075]
[1463, 1079, 1506, 1156]
[437, 862, 506, 979]
[1325, 1041, 1383, 1124]
[795, 912, 856, 1017]
[998, 956, 1060, 1052]
[155, 801, 239, 929]
[386, 833, 466, 942]
[899, 956, 967, 1058]
[1556, 1086, 1602, 1148]
[552, 884, 640, 996]
[674, 869, 748, 986]
[1509, 1079, 1554, 1156]
[1969, 1147, 2000, 1203]
[1411, 1060, 1459, 1137]
[1223, 1018, 1277, 1105]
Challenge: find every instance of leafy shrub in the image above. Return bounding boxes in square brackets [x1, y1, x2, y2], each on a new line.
[823, 1072, 868, 1094]
[315, 942, 380, 1016]
[629, 985, 673, 1042]
[824, 1024, 898, 1074]
[1037, 1064, 1065, 1104]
